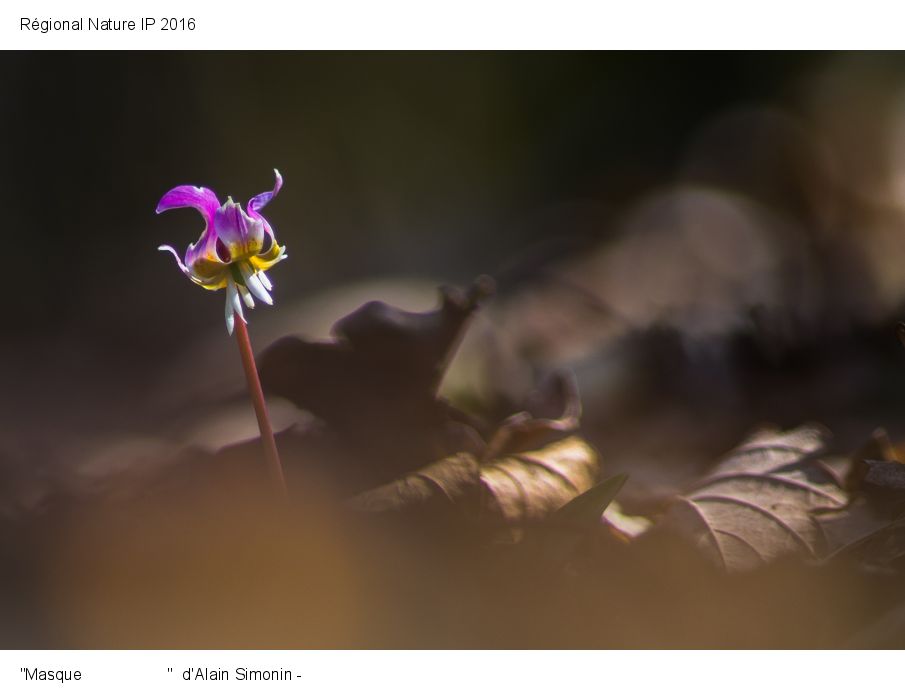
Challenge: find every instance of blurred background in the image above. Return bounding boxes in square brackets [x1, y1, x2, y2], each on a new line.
[6, 52, 905, 646]
[5, 52, 905, 486]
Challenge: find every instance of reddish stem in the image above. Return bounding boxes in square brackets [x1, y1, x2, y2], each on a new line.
[234, 311, 288, 497]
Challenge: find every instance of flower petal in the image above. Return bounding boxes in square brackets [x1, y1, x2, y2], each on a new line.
[184, 232, 230, 289]
[248, 243, 288, 274]
[214, 199, 267, 260]
[157, 244, 190, 277]
[246, 169, 283, 235]
[257, 271, 273, 291]
[246, 172, 282, 253]
[157, 184, 230, 288]
[156, 185, 220, 221]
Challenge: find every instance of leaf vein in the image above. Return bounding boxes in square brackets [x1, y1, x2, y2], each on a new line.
[693, 494, 815, 555]
[694, 472, 844, 505]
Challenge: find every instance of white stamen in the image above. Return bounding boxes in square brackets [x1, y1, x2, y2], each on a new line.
[225, 284, 238, 335]
[239, 284, 255, 309]
[231, 281, 245, 320]
[240, 264, 273, 305]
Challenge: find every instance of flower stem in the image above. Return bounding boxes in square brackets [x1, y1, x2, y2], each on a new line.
[233, 311, 288, 497]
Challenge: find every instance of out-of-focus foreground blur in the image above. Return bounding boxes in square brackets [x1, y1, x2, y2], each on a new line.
[5, 52, 905, 648]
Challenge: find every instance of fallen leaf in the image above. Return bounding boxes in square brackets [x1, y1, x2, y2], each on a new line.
[480, 437, 600, 537]
[548, 474, 628, 531]
[347, 436, 600, 538]
[482, 372, 582, 458]
[258, 276, 495, 436]
[654, 424, 846, 572]
[345, 452, 480, 517]
[519, 473, 628, 568]
[818, 458, 905, 569]
[256, 277, 496, 486]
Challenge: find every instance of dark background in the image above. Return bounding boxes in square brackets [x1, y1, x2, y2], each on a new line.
[0, 52, 823, 333]
[4, 51, 905, 482]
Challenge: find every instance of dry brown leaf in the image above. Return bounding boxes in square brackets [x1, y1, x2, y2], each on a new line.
[345, 453, 480, 516]
[655, 424, 846, 573]
[480, 437, 598, 525]
[818, 458, 905, 568]
[347, 436, 600, 536]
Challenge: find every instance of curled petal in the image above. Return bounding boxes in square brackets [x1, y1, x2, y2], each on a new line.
[184, 231, 230, 289]
[247, 169, 283, 213]
[156, 185, 220, 222]
[248, 242, 288, 274]
[157, 184, 229, 288]
[246, 169, 283, 236]
[157, 244, 190, 277]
